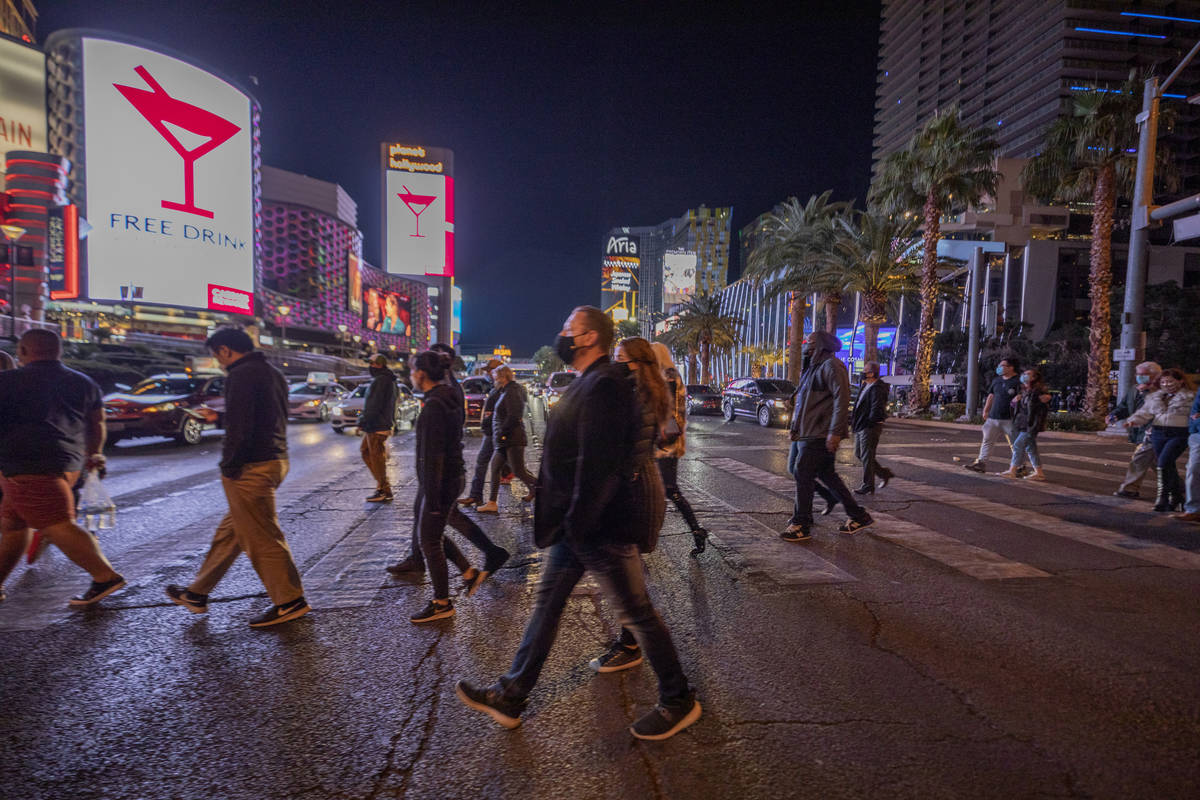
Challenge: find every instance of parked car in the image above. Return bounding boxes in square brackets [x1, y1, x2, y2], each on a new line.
[103, 373, 226, 446]
[685, 384, 722, 416]
[330, 382, 421, 434]
[721, 377, 797, 427]
[461, 376, 493, 428]
[544, 371, 578, 409]
[287, 380, 348, 422]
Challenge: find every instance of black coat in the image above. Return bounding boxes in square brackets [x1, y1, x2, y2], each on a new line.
[479, 387, 502, 438]
[359, 369, 397, 432]
[493, 381, 528, 448]
[1012, 389, 1049, 434]
[534, 356, 636, 548]
[851, 380, 888, 432]
[414, 383, 465, 509]
[220, 351, 288, 477]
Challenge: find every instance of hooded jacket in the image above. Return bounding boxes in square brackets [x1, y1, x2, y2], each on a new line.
[788, 330, 850, 441]
[415, 382, 466, 508]
[219, 351, 288, 477]
[359, 367, 398, 433]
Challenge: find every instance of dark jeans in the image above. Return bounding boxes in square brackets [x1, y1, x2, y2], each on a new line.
[489, 445, 538, 501]
[854, 425, 891, 487]
[1150, 427, 1190, 498]
[411, 478, 503, 593]
[790, 439, 866, 529]
[499, 538, 691, 706]
[788, 440, 837, 510]
[657, 457, 701, 531]
[468, 436, 495, 501]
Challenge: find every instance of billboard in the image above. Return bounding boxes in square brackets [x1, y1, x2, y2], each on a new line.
[81, 37, 255, 314]
[663, 249, 697, 306]
[0, 36, 46, 162]
[602, 233, 640, 324]
[347, 252, 362, 312]
[382, 143, 454, 277]
[364, 287, 412, 336]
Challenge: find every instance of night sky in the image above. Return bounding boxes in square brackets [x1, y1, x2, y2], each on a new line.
[38, 0, 883, 354]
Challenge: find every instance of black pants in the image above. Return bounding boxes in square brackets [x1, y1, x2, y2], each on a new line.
[791, 439, 867, 529]
[467, 436, 494, 501]
[489, 444, 538, 501]
[657, 457, 701, 532]
[1150, 427, 1189, 501]
[411, 478, 503, 590]
[854, 425, 892, 488]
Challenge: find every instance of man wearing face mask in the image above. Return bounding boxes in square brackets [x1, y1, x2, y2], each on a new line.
[360, 354, 398, 503]
[851, 361, 893, 494]
[1108, 361, 1161, 499]
[784, 330, 873, 540]
[963, 357, 1021, 473]
[456, 306, 700, 741]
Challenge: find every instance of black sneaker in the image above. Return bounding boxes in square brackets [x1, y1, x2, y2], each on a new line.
[165, 584, 208, 614]
[690, 529, 708, 556]
[410, 599, 455, 623]
[780, 525, 812, 542]
[820, 497, 836, 516]
[455, 680, 526, 729]
[366, 491, 393, 503]
[838, 516, 874, 535]
[630, 694, 702, 741]
[589, 642, 643, 673]
[467, 547, 511, 597]
[248, 596, 311, 627]
[68, 575, 126, 606]
[386, 557, 425, 576]
[963, 461, 985, 473]
[1113, 489, 1139, 499]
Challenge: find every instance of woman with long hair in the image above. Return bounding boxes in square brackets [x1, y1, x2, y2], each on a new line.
[650, 341, 709, 556]
[1125, 367, 1197, 511]
[999, 368, 1049, 481]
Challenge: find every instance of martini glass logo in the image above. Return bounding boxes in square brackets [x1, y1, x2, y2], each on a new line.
[397, 185, 437, 237]
[114, 65, 241, 220]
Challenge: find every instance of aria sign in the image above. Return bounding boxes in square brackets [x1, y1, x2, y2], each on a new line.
[81, 37, 255, 314]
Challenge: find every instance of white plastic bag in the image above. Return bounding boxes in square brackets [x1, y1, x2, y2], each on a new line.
[77, 470, 116, 532]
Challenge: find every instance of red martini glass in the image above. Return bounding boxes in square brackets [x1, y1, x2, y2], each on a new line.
[397, 185, 438, 237]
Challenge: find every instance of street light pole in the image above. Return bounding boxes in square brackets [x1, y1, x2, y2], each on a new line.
[1, 224, 27, 341]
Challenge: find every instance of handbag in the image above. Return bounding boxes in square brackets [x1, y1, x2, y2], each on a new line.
[622, 459, 666, 553]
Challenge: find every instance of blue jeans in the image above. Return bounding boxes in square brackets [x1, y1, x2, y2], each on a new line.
[499, 538, 690, 705]
[790, 439, 866, 529]
[1150, 428, 1189, 500]
[1185, 433, 1200, 514]
[1010, 432, 1040, 470]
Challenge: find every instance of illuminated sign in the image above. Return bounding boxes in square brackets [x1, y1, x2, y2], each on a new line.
[348, 252, 362, 312]
[601, 248, 639, 323]
[364, 287, 412, 336]
[0, 37, 46, 164]
[606, 235, 638, 255]
[663, 249, 697, 305]
[382, 142, 454, 277]
[610, 271, 633, 292]
[81, 37, 254, 314]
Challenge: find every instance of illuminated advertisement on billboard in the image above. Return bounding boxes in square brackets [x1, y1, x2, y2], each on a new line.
[382, 143, 454, 277]
[81, 37, 255, 314]
[663, 249, 697, 306]
[347, 252, 362, 312]
[0, 37, 47, 161]
[364, 287, 412, 336]
[601, 233, 639, 323]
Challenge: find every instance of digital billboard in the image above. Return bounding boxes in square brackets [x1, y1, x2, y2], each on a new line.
[347, 252, 362, 312]
[663, 249, 697, 306]
[364, 287, 412, 336]
[0, 37, 46, 161]
[81, 37, 255, 314]
[601, 233, 639, 324]
[382, 143, 454, 277]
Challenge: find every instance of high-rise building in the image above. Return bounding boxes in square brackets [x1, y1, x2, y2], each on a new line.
[873, 1, 1200, 189]
[0, 0, 36, 42]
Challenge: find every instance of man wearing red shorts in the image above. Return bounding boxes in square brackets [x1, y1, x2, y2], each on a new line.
[0, 330, 125, 605]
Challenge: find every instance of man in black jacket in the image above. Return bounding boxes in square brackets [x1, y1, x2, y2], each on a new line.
[477, 365, 537, 512]
[458, 383, 502, 507]
[455, 306, 700, 741]
[851, 361, 893, 495]
[360, 354, 398, 502]
[165, 329, 308, 628]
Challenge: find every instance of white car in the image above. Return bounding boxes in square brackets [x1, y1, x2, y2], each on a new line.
[331, 382, 421, 433]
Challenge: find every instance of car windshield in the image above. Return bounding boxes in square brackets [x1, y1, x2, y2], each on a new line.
[289, 383, 327, 396]
[687, 385, 711, 394]
[461, 379, 491, 395]
[350, 384, 369, 398]
[129, 378, 199, 396]
[756, 380, 796, 394]
[549, 373, 576, 389]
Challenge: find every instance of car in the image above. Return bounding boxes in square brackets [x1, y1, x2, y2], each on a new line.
[544, 371, 577, 409]
[721, 377, 797, 427]
[287, 380, 348, 422]
[460, 376, 493, 427]
[330, 381, 421, 434]
[103, 373, 226, 446]
[685, 384, 722, 416]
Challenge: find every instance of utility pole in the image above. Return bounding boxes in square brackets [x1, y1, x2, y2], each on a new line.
[965, 248, 984, 420]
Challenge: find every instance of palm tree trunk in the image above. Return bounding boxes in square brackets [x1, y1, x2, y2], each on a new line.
[1084, 164, 1116, 420]
[823, 292, 841, 333]
[861, 291, 887, 367]
[787, 293, 804, 383]
[688, 348, 699, 384]
[862, 321, 881, 365]
[908, 190, 942, 412]
[700, 338, 712, 384]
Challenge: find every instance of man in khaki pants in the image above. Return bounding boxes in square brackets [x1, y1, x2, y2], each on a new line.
[360, 354, 398, 502]
[166, 328, 309, 628]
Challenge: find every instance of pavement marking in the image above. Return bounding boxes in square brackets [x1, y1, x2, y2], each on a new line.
[700, 458, 1050, 580]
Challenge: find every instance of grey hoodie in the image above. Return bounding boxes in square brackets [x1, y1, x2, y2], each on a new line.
[788, 330, 850, 441]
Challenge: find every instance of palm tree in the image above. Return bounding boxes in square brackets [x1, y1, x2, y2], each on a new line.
[1023, 77, 1175, 419]
[743, 192, 851, 382]
[872, 105, 1000, 411]
[740, 344, 788, 378]
[822, 210, 922, 365]
[661, 292, 741, 384]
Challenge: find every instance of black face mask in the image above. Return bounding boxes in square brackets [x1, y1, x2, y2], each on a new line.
[369, 366, 387, 377]
[614, 361, 632, 376]
[554, 334, 576, 364]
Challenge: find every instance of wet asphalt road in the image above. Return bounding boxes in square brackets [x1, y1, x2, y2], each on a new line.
[1, 406, 1198, 799]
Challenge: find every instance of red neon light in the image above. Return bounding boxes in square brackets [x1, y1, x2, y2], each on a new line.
[445, 176, 454, 225]
[442, 230, 454, 278]
[4, 159, 69, 170]
[207, 283, 253, 315]
[51, 205, 80, 300]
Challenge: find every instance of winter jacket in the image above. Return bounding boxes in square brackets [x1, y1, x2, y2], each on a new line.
[414, 382, 465, 509]
[851, 380, 889, 432]
[1127, 387, 1197, 431]
[655, 373, 687, 460]
[1111, 385, 1152, 443]
[493, 381, 529, 448]
[220, 351, 288, 478]
[359, 369, 398, 433]
[788, 332, 851, 441]
[479, 387, 501, 438]
[1011, 389, 1049, 434]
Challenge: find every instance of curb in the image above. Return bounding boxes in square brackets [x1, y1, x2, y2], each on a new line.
[889, 417, 1124, 443]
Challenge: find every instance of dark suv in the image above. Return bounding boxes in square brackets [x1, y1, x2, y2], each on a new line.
[721, 377, 796, 427]
[104, 373, 226, 446]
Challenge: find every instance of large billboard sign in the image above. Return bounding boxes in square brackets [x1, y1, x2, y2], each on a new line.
[81, 37, 255, 314]
[601, 233, 639, 323]
[382, 143, 454, 277]
[663, 249, 697, 306]
[363, 286, 412, 336]
[0, 36, 46, 161]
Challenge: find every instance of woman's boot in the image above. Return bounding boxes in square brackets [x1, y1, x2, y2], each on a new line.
[1153, 472, 1171, 512]
[1168, 471, 1186, 512]
[690, 528, 708, 556]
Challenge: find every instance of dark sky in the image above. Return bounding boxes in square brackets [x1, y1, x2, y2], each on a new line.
[38, 0, 883, 353]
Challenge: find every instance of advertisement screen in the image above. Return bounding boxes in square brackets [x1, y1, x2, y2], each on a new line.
[383, 143, 454, 277]
[0, 37, 46, 161]
[82, 37, 255, 313]
[602, 254, 639, 323]
[663, 250, 697, 305]
[348, 252, 362, 312]
[364, 287, 412, 336]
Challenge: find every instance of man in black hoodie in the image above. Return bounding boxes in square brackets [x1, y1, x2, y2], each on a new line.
[165, 329, 308, 628]
[360, 354, 398, 502]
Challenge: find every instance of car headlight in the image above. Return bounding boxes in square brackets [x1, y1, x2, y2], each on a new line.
[766, 398, 776, 407]
[144, 401, 180, 413]
[306, 399, 322, 407]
